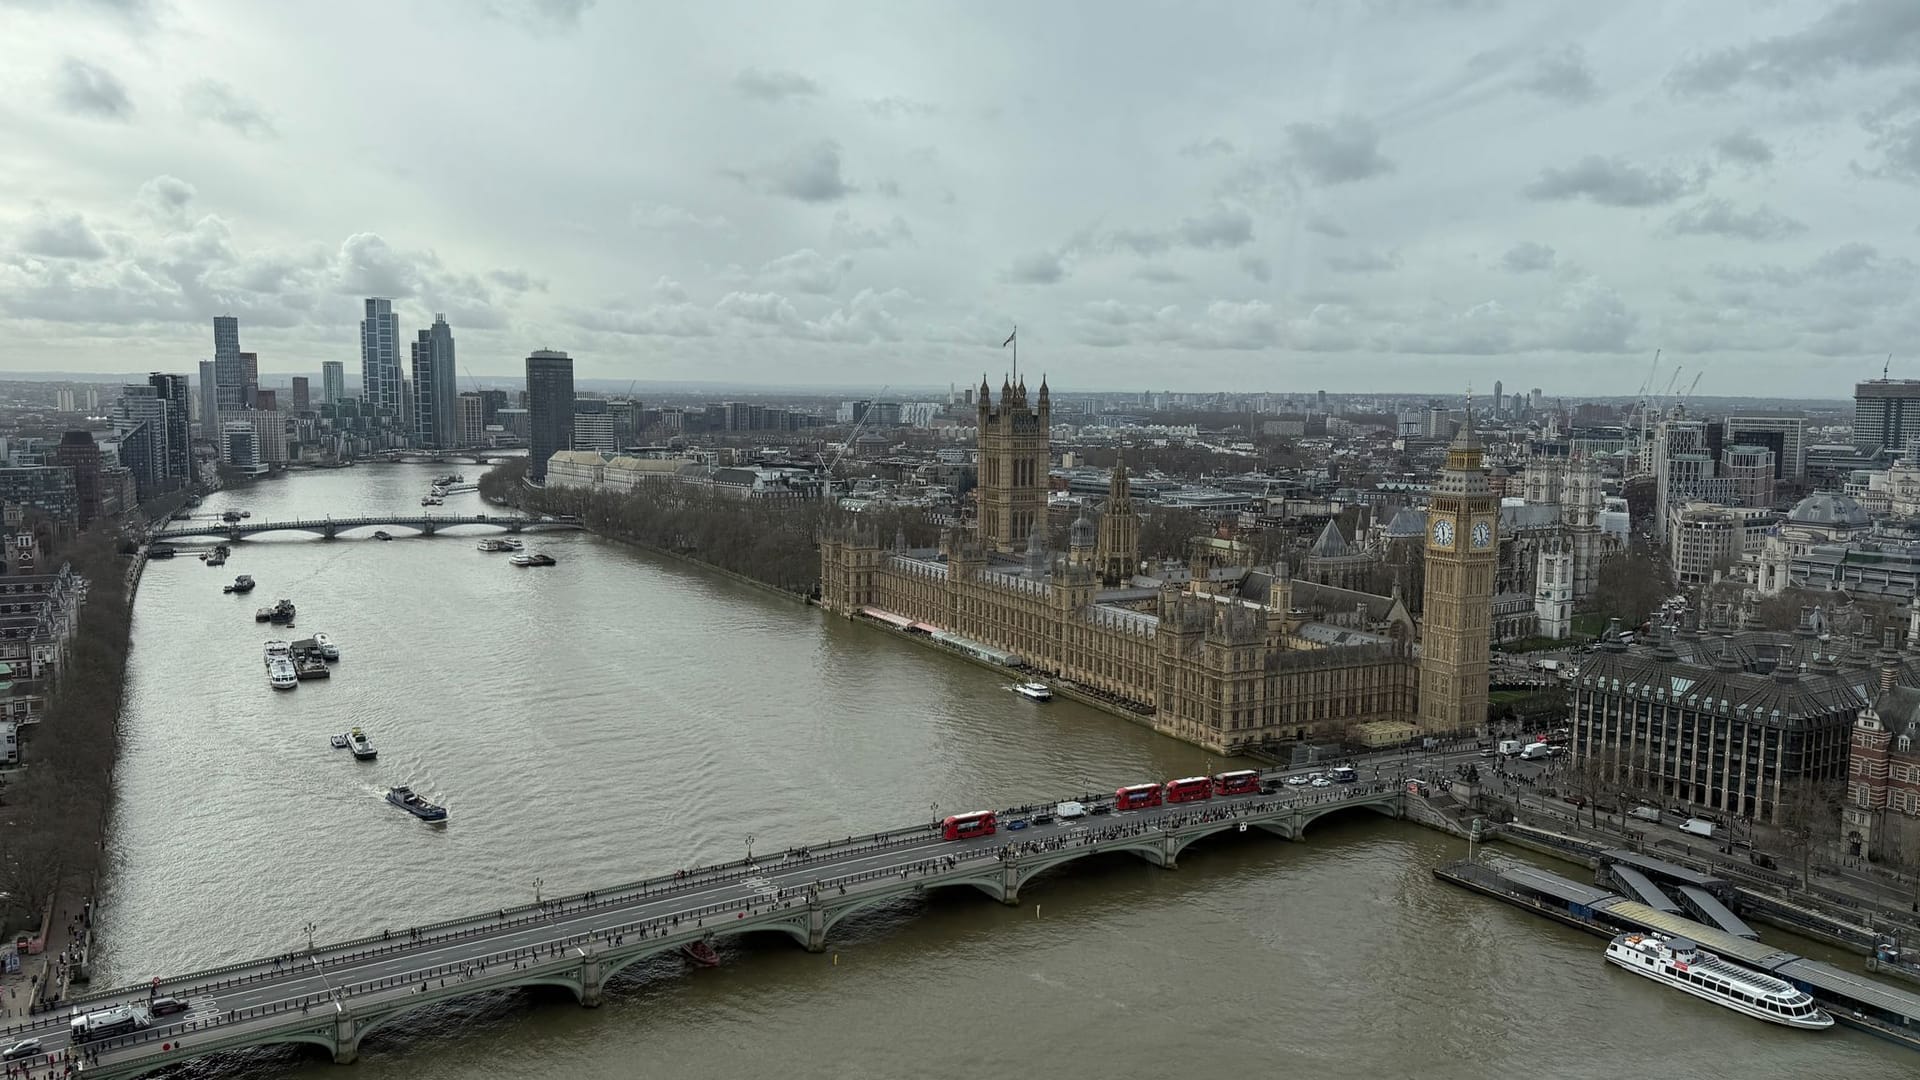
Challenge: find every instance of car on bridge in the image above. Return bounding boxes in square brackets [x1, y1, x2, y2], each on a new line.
[152, 995, 190, 1016]
[2, 1038, 41, 1061]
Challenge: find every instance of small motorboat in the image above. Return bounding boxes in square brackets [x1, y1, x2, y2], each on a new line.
[1013, 681, 1053, 702]
[372, 530, 394, 541]
[348, 727, 377, 760]
[387, 786, 448, 823]
[312, 632, 339, 661]
[330, 733, 349, 749]
[681, 940, 719, 967]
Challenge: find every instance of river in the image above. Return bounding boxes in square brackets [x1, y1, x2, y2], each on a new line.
[93, 464, 1912, 1078]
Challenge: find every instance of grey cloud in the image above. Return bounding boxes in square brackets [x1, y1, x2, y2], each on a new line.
[1006, 251, 1067, 285]
[1669, 0, 1920, 95]
[53, 57, 132, 119]
[865, 96, 936, 118]
[1523, 155, 1692, 206]
[1305, 214, 1347, 238]
[1180, 136, 1236, 158]
[1327, 249, 1400, 273]
[876, 179, 904, 198]
[1666, 197, 1807, 241]
[1240, 255, 1272, 283]
[1715, 130, 1775, 166]
[1286, 116, 1395, 184]
[1178, 204, 1254, 249]
[734, 67, 819, 102]
[753, 141, 854, 202]
[1501, 241, 1556, 272]
[332, 233, 427, 297]
[489, 268, 548, 292]
[485, 0, 594, 32]
[829, 210, 912, 249]
[757, 247, 852, 294]
[1521, 45, 1598, 102]
[182, 80, 277, 139]
[1859, 85, 1920, 183]
[652, 276, 687, 301]
[19, 210, 109, 259]
[1391, 301, 1515, 355]
[1539, 282, 1636, 352]
[570, 301, 713, 338]
[1133, 265, 1187, 284]
[1106, 228, 1170, 256]
[134, 175, 195, 222]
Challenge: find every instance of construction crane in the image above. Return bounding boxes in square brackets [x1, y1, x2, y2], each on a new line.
[822, 386, 889, 502]
[1887, 354, 1895, 380]
[1676, 370, 1703, 410]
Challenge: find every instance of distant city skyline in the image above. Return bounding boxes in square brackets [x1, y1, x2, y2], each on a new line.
[1, 2, 1914, 396]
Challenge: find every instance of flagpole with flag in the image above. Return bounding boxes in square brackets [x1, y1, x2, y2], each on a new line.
[1002, 326, 1017, 384]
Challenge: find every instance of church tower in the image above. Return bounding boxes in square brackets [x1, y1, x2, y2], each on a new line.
[1419, 412, 1497, 734]
[1564, 450, 1602, 603]
[976, 374, 1050, 553]
[1094, 453, 1141, 586]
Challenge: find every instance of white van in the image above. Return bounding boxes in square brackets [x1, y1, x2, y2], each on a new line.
[1681, 818, 1716, 838]
[1629, 806, 1662, 823]
[1054, 801, 1086, 820]
[1519, 742, 1551, 760]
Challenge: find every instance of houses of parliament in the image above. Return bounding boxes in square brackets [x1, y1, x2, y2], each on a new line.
[819, 376, 1496, 754]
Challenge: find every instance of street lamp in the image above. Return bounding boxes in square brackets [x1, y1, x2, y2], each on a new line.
[745, 834, 755, 865]
[302, 921, 317, 955]
[533, 876, 544, 905]
[931, 802, 939, 825]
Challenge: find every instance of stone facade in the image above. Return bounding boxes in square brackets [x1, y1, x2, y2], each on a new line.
[1419, 418, 1497, 735]
[975, 376, 1049, 554]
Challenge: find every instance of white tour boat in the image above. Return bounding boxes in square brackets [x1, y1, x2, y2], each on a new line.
[263, 639, 292, 665]
[347, 727, 377, 760]
[1014, 681, 1053, 702]
[1605, 933, 1832, 1029]
[311, 632, 340, 661]
[267, 658, 298, 690]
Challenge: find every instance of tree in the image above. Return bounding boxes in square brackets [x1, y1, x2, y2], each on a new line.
[1776, 779, 1845, 889]
[1589, 549, 1669, 630]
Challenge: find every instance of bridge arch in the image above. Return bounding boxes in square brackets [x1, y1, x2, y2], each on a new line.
[1293, 797, 1401, 838]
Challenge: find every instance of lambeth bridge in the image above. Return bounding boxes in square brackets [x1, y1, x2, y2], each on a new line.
[8, 778, 1402, 1077]
[150, 514, 584, 543]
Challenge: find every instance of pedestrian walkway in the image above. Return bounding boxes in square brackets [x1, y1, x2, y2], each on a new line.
[0, 887, 93, 1022]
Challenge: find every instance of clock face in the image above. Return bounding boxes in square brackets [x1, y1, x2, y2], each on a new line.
[1431, 519, 1455, 547]
[1471, 521, 1492, 548]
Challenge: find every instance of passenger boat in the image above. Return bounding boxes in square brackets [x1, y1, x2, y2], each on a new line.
[205, 551, 226, 567]
[1604, 933, 1832, 1029]
[476, 538, 514, 552]
[1013, 681, 1053, 701]
[439, 483, 478, 495]
[263, 640, 292, 664]
[348, 727, 377, 760]
[330, 733, 350, 749]
[267, 658, 298, 690]
[224, 575, 256, 594]
[312, 632, 339, 661]
[420, 496, 443, 506]
[508, 552, 557, 567]
[681, 940, 720, 967]
[221, 511, 242, 523]
[148, 546, 177, 559]
[386, 786, 448, 823]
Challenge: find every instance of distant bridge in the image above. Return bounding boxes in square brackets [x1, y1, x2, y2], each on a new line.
[150, 514, 584, 543]
[13, 781, 1402, 1077]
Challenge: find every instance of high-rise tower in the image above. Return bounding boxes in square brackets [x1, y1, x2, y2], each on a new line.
[359, 298, 402, 415]
[975, 374, 1049, 553]
[1419, 412, 1497, 734]
[213, 315, 243, 412]
[526, 350, 575, 483]
[410, 314, 458, 448]
[1094, 454, 1141, 586]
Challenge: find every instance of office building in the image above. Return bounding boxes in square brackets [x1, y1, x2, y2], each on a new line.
[239, 352, 258, 408]
[220, 421, 260, 471]
[1723, 413, 1806, 482]
[360, 298, 402, 416]
[292, 377, 310, 412]
[213, 315, 244, 411]
[254, 389, 278, 412]
[147, 373, 191, 486]
[197, 360, 221, 440]
[525, 350, 575, 483]
[456, 392, 486, 447]
[321, 361, 346, 405]
[112, 386, 171, 500]
[410, 314, 458, 449]
[1856, 379, 1920, 456]
[0, 467, 78, 530]
[51, 432, 103, 528]
[573, 407, 616, 454]
[478, 389, 508, 425]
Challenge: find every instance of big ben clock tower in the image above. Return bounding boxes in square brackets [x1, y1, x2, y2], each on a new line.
[1419, 411, 1497, 735]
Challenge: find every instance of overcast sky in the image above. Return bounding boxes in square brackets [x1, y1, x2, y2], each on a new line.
[1, 0, 1916, 397]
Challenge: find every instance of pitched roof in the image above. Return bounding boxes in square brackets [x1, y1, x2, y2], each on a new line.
[1310, 520, 1348, 557]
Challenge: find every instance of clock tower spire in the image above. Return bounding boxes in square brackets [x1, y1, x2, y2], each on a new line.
[1419, 406, 1496, 735]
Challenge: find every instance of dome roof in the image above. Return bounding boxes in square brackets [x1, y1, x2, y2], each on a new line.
[1788, 491, 1870, 528]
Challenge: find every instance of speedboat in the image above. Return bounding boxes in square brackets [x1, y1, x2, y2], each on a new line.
[267, 658, 298, 690]
[372, 530, 393, 541]
[224, 575, 256, 594]
[348, 727, 377, 760]
[387, 787, 448, 823]
[1605, 933, 1832, 1029]
[681, 939, 719, 967]
[1013, 681, 1053, 701]
[330, 733, 349, 749]
[312, 632, 339, 661]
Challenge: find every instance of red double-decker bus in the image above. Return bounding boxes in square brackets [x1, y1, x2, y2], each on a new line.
[1114, 783, 1162, 810]
[942, 811, 998, 841]
[1164, 776, 1214, 803]
[1212, 769, 1261, 796]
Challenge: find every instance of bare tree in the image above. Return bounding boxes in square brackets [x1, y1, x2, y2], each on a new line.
[1776, 779, 1845, 889]
[1589, 549, 1669, 629]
